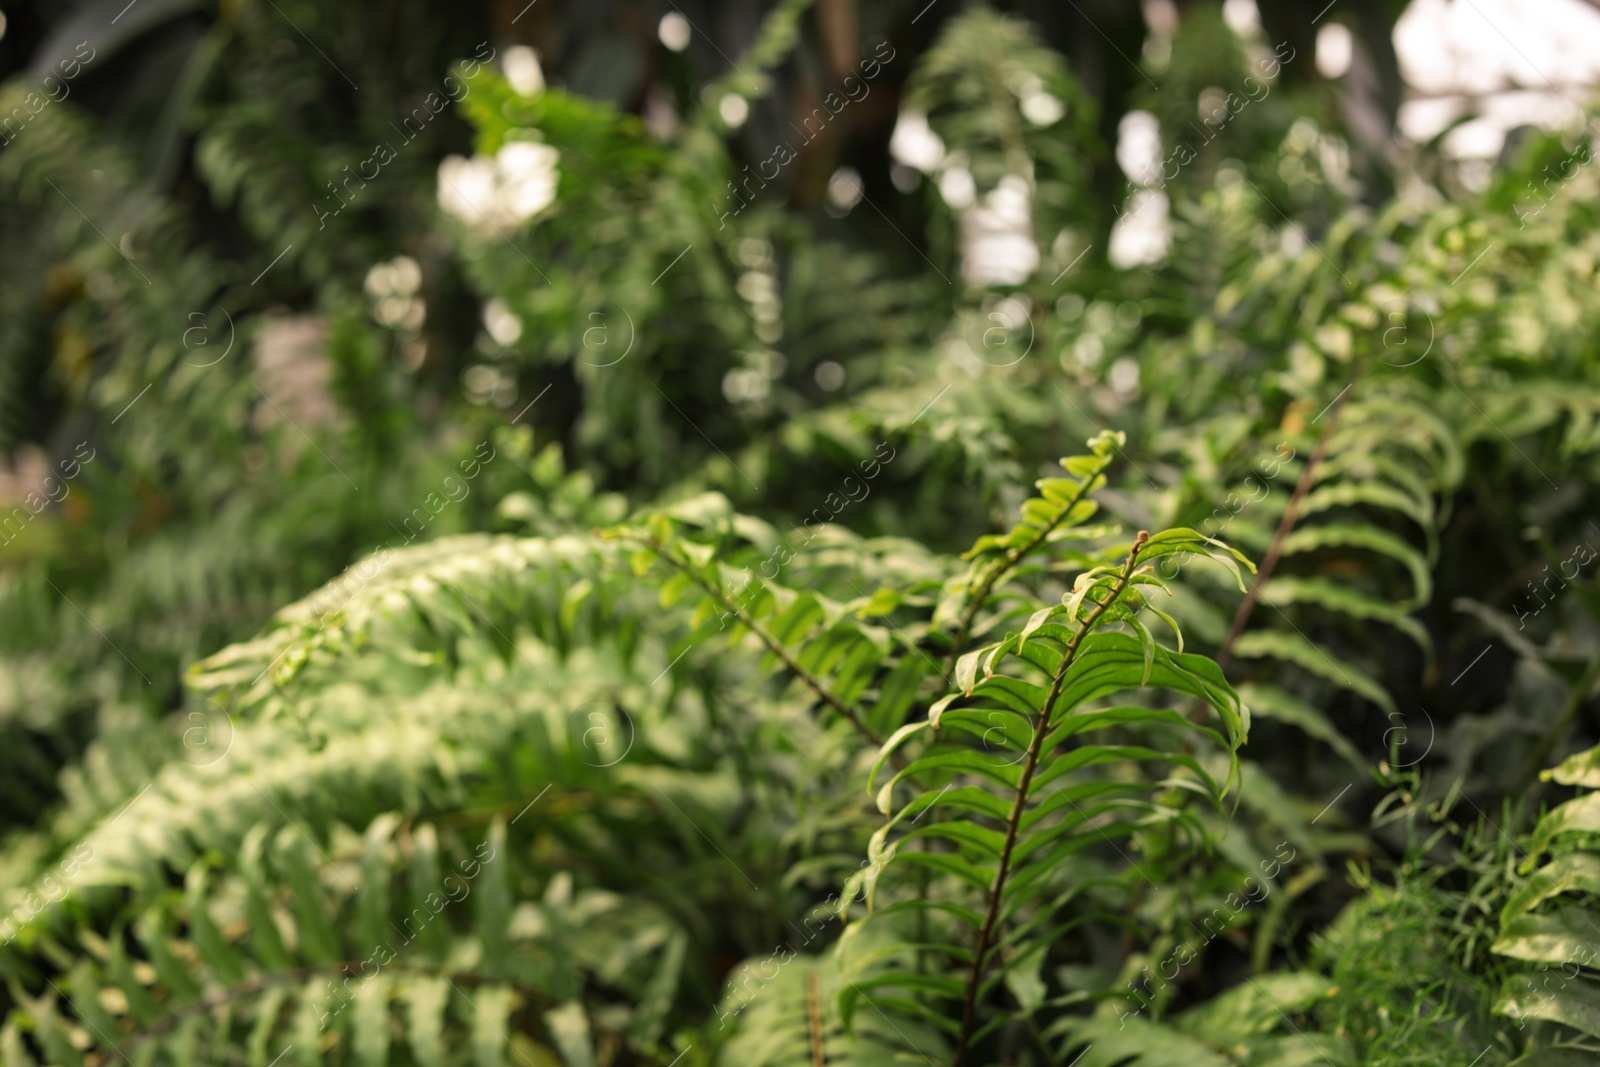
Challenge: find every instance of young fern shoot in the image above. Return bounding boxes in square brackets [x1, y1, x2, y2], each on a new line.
[938, 431, 1122, 683]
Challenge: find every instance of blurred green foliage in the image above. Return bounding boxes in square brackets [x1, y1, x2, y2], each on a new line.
[2, 0, 1600, 1063]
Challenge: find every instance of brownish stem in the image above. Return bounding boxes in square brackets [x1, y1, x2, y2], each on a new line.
[1216, 395, 1349, 671]
[950, 532, 1149, 1067]
[807, 970, 828, 1067]
[645, 538, 889, 751]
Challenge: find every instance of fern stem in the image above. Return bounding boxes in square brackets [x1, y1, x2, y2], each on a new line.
[950, 531, 1149, 1067]
[807, 970, 828, 1067]
[1216, 395, 1349, 670]
[941, 453, 1114, 685]
[645, 538, 888, 750]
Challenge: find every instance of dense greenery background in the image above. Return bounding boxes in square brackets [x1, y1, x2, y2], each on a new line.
[2, 0, 1600, 1063]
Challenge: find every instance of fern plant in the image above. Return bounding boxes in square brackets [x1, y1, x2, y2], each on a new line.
[0, 428, 1269, 1067]
[801, 432, 1257, 1065]
[1492, 739, 1600, 1059]
[11, 1, 1600, 1064]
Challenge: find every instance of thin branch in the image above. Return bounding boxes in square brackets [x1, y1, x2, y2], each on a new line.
[951, 531, 1149, 1067]
[641, 536, 889, 750]
[1216, 393, 1350, 670]
[807, 970, 828, 1067]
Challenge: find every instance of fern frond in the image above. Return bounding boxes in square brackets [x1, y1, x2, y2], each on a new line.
[844, 476, 1250, 1064]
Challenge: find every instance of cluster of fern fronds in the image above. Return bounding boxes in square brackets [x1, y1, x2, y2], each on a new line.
[4, 1, 1600, 1065]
